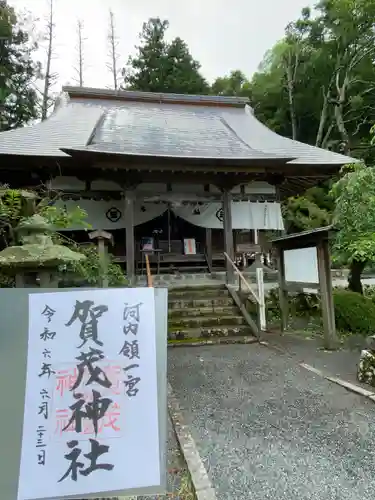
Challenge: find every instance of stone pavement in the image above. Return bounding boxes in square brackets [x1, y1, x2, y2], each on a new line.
[262, 331, 366, 388]
[168, 344, 375, 500]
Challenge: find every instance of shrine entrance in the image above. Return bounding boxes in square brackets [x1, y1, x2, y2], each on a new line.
[134, 210, 221, 274]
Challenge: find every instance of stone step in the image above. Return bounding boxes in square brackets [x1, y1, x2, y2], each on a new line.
[168, 324, 253, 340]
[168, 286, 229, 299]
[168, 305, 239, 318]
[169, 297, 234, 309]
[169, 314, 246, 329]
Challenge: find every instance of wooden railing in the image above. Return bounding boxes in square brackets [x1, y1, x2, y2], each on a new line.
[223, 252, 266, 331]
[145, 254, 153, 287]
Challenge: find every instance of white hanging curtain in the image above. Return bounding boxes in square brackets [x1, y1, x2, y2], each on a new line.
[55, 199, 167, 230]
[172, 202, 284, 230]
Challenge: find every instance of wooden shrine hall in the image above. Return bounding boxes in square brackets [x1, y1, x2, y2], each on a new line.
[0, 86, 355, 284]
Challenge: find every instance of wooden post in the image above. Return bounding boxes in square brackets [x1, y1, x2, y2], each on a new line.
[205, 228, 212, 272]
[124, 190, 135, 286]
[276, 247, 289, 332]
[256, 267, 266, 331]
[205, 185, 213, 273]
[317, 240, 338, 349]
[89, 230, 114, 288]
[223, 189, 235, 284]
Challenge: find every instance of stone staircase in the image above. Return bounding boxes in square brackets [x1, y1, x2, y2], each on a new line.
[168, 285, 256, 341]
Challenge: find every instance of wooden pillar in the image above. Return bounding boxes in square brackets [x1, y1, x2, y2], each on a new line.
[89, 230, 114, 288]
[124, 190, 135, 285]
[276, 247, 289, 332]
[205, 185, 213, 272]
[223, 189, 235, 284]
[317, 240, 338, 349]
[205, 228, 213, 272]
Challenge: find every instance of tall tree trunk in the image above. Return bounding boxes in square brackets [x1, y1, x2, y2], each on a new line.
[334, 102, 350, 155]
[285, 51, 298, 140]
[321, 122, 334, 149]
[107, 9, 119, 90]
[315, 89, 329, 147]
[348, 259, 366, 294]
[41, 0, 54, 121]
[334, 70, 351, 155]
[75, 20, 85, 87]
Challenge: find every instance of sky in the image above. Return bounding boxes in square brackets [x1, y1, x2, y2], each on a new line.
[9, 0, 314, 91]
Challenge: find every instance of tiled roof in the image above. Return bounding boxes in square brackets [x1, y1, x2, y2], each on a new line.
[0, 86, 358, 166]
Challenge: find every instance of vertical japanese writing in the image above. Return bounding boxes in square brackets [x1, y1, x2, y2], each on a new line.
[59, 299, 114, 483]
[121, 302, 142, 398]
[37, 304, 56, 465]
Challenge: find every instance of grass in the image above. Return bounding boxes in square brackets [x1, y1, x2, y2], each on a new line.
[168, 338, 201, 344]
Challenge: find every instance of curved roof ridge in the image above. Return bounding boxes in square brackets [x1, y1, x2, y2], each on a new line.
[63, 85, 249, 107]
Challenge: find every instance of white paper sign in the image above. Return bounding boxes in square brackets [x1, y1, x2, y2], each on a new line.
[17, 288, 161, 500]
[284, 246, 319, 284]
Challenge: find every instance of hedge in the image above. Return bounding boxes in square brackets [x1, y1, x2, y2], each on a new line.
[333, 289, 375, 335]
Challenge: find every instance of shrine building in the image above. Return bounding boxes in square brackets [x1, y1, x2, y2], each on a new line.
[0, 86, 356, 284]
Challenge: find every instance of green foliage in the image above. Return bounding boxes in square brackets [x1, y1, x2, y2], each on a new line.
[331, 163, 375, 265]
[282, 192, 332, 232]
[266, 288, 320, 318]
[267, 287, 375, 336]
[61, 242, 127, 287]
[211, 70, 251, 97]
[245, 0, 375, 158]
[363, 285, 375, 302]
[0, 187, 127, 287]
[124, 17, 209, 94]
[0, 1, 40, 130]
[333, 288, 375, 335]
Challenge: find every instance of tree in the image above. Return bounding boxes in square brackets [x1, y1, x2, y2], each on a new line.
[330, 163, 375, 294]
[106, 9, 121, 90]
[163, 37, 209, 94]
[124, 17, 209, 94]
[298, 0, 375, 155]
[282, 185, 333, 233]
[41, 0, 57, 120]
[0, 1, 40, 130]
[247, 0, 375, 160]
[211, 70, 251, 97]
[73, 19, 85, 87]
[243, 0, 375, 244]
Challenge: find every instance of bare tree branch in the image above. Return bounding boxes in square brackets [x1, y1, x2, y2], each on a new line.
[106, 9, 121, 90]
[41, 0, 57, 120]
[73, 19, 86, 87]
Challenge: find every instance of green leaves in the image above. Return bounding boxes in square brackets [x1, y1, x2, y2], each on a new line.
[331, 164, 375, 264]
[124, 17, 208, 95]
[0, 1, 40, 130]
[244, 0, 375, 158]
[211, 71, 251, 97]
[282, 184, 334, 233]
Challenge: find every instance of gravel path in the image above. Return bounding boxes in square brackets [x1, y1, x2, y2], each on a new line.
[168, 344, 375, 500]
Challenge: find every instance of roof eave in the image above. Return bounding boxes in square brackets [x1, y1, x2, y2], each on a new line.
[60, 147, 295, 167]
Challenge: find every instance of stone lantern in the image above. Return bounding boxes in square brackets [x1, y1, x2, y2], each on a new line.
[0, 214, 85, 288]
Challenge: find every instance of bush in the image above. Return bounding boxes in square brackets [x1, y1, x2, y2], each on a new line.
[266, 288, 320, 318]
[333, 289, 375, 335]
[363, 284, 375, 302]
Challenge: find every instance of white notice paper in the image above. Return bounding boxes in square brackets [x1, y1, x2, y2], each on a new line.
[17, 288, 161, 500]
